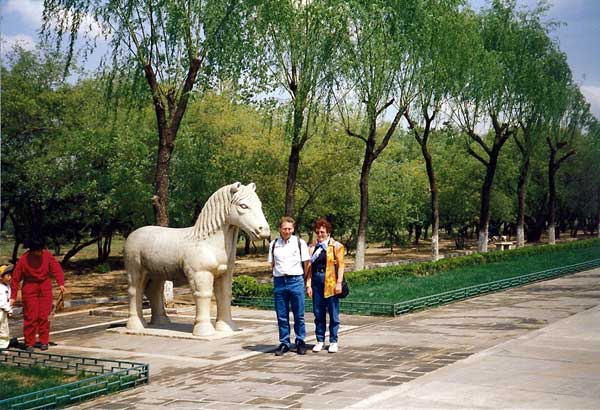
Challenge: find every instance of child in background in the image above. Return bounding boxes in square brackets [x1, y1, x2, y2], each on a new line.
[0, 265, 14, 349]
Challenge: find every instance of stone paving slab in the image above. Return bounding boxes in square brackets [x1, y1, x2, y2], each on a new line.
[5, 267, 600, 409]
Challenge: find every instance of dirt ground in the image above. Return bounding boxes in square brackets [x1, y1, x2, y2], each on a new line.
[8, 234, 591, 305]
[49, 236, 479, 302]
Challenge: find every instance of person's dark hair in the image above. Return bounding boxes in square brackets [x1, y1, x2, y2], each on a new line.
[25, 236, 45, 251]
[313, 218, 333, 233]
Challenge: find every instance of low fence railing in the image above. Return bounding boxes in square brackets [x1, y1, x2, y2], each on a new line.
[0, 350, 148, 410]
[233, 258, 600, 317]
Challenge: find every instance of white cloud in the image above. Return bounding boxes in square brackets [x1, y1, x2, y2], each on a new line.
[581, 85, 600, 120]
[1, 33, 36, 53]
[3, 0, 43, 27]
[2, 0, 107, 39]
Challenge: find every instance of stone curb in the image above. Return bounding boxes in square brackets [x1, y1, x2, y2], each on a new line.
[11, 295, 128, 316]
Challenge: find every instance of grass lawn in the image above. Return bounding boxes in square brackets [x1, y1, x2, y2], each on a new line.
[0, 365, 85, 399]
[346, 244, 600, 304]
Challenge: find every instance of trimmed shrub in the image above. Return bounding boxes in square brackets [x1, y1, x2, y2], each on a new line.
[232, 275, 273, 298]
[230, 239, 600, 298]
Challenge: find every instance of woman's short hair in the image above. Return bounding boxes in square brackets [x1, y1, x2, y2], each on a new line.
[313, 218, 332, 233]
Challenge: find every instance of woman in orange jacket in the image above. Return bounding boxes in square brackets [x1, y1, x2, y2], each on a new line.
[305, 218, 345, 353]
[10, 237, 65, 352]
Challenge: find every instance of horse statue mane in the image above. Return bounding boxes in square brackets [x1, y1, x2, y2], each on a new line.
[124, 182, 270, 337]
[191, 183, 259, 240]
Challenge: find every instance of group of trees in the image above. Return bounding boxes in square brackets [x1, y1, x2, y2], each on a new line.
[2, 0, 599, 268]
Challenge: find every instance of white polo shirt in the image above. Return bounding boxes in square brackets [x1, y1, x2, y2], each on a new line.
[268, 235, 309, 277]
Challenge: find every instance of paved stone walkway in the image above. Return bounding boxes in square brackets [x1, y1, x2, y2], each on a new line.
[7, 267, 600, 409]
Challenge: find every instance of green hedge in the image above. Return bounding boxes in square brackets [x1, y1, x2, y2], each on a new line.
[345, 238, 600, 286]
[233, 239, 600, 298]
[232, 275, 273, 298]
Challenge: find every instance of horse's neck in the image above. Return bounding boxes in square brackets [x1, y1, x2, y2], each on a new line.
[220, 224, 239, 264]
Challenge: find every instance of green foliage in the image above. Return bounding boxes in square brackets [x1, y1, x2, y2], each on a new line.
[346, 238, 600, 286]
[347, 243, 600, 303]
[232, 275, 273, 298]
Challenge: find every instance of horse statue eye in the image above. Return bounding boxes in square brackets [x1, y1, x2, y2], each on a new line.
[240, 204, 249, 209]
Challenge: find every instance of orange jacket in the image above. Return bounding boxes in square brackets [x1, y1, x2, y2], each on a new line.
[308, 238, 345, 298]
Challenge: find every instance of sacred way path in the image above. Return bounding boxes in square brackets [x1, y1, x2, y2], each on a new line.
[7, 267, 600, 409]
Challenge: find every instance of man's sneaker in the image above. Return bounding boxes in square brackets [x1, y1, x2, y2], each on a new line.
[40, 344, 49, 351]
[328, 343, 338, 353]
[312, 342, 324, 352]
[24, 346, 34, 353]
[274, 343, 290, 356]
[296, 340, 307, 355]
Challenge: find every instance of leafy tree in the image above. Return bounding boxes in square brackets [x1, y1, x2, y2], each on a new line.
[43, 0, 253, 227]
[335, 0, 421, 269]
[545, 86, 591, 244]
[450, 1, 521, 252]
[402, 0, 463, 259]
[511, 6, 559, 247]
[254, 0, 344, 218]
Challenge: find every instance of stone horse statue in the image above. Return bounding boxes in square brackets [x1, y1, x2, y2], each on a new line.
[124, 182, 270, 336]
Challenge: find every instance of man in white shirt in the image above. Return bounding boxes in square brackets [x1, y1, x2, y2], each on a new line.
[268, 217, 310, 355]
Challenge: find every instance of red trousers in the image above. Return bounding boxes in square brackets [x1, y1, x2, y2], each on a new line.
[22, 280, 53, 346]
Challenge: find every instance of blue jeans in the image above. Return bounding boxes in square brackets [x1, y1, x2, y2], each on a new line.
[311, 271, 340, 343]
[273, 275, 306, 347]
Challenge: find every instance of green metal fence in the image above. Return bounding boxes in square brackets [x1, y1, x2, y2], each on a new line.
[0, 350, 148, 410]
[233, 258, 600, 317]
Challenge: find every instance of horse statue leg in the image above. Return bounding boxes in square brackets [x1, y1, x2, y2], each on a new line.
[214, 270, 237, 332]
[126, 267, 147, 331]
[190, 270, 215, 336]
[146, 279, 171, 325]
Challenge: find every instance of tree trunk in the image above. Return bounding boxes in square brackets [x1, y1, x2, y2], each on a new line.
[284, 99, 305, 217]
[414, 224, 422, 245]
[423, 148, 439, 261]
[62, 237, 99, 264]
[516, 154, 530, 248]
[477, 150, 500, 252]
[548, 148, 557, 245]
[355, 153, 373, 271]
[144, 59, 201, 306]
[153, 129, 174, 227]
[284, 145, 300, 218]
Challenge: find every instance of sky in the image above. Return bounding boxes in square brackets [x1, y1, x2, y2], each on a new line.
[1, 0, 600, 118]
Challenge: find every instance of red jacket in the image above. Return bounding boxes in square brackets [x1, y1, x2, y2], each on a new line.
[11, 250, 65, 297]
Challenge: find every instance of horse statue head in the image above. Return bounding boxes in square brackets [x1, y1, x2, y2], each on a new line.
[227, 182, 270, 240]
[193, 182, 270, 240]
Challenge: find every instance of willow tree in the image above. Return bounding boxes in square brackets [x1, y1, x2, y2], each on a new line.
[334, 0, 420, 270]
[402, 0, 463, 261]
[254, 0, 344, 218]
[511, 7, 558, 247]
[545, 85, 591, 244]
[450, 1, 521, 252]
[43, 0, 252, 227]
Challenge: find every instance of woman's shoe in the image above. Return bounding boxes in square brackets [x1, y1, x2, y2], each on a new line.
[312, 342, 324, 352]
[328, 343, 338, 353]
[40, 344, 48, 351]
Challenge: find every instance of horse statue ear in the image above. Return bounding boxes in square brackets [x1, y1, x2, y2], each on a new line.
[230, 182, 242, 194]
[248, 182, 256, 191]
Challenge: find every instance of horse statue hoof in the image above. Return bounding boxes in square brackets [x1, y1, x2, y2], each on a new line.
[193, 322, 216, 336]
[127, 317, 146, 331]
[215, 320, 237, 332]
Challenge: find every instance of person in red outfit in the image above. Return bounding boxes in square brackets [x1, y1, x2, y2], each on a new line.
[10, 237, 66, 352]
